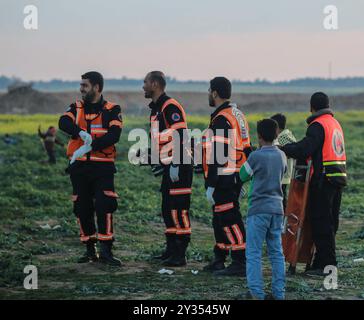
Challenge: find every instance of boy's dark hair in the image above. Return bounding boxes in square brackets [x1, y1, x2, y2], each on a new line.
[257, 119, 278, 143]
[149, 71, 167, 90]
[210, 77, 232, 99]
[270, 113, 286, 130]
[81, 71, 104, 92]
[310, 92, 329, 111]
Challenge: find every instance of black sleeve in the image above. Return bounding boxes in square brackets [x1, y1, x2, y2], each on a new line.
[91, 105, 122, 151]
[163, 104, 187, 165]
[38, 128, 45, 139]
[281, 122, 324, 160]
[58, 103, 82, 138]
[55, 137, 64, 146]
[206, 115, 231, 188]
[243, 143, 254, 159]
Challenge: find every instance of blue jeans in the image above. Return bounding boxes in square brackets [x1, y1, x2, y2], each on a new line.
[246, 214, 285, 300]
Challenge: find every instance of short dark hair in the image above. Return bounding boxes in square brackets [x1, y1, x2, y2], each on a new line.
[310, 92, 329, 111]
[81, 71, 104, 92]
[270, 113, 286, 130]
[210, 77, 232, 99]
[148, 71, 166, 90]
[257, 119, 278, 143]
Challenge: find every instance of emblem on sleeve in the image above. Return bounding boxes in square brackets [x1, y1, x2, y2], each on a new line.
[171, 113, 181, 122]
[332, 129, 345, 157]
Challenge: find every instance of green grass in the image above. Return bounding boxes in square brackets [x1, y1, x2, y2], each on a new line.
[0, 112, 363, 300]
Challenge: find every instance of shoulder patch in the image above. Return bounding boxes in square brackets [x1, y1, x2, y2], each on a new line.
[332, 129, 345, 157]
[171, 112, 181, 122]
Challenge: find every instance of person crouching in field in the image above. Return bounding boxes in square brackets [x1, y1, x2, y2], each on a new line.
[239, 119, 287, 300]
[38, 125, 64, 164]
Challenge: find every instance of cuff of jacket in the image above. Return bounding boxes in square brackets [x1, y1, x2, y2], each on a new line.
[71, 127, 82, 139]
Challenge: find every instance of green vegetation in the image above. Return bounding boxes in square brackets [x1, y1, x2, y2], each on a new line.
[0, 112, 363, 300]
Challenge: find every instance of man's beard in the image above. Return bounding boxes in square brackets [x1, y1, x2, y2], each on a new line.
[83, 90, 96, 103]
[208, 96, 215, 107]
[144, 90, 153, 99]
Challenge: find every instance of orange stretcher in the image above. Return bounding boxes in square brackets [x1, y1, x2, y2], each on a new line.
[282, 161, 315, 275]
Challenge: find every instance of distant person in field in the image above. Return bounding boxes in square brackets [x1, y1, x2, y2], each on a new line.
[3, 134, 17, 145]
[240, 119, 287, 300]
[270, 113, 297, 210]
[58, 71, 123, 267]
[281, 92, 347, 277]
[38, 125, 64, 164]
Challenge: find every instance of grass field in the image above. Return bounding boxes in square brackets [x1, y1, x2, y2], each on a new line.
[0, 112, 363, 300]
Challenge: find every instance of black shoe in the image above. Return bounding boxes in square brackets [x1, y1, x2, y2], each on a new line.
[77, 242, 98, 263]
[153, 235, 175, 260]
[162, 255, 187, 267]
[305, 268, 326, 277]
[213, 261, 246, 277]
[245, 291, 261, 300]
[153, 251, 172, 260]
[99, 242, 122, 267]
[264, 293, 276, 300]
[162, 238, 188, 267]
[203, 257, 226, 272]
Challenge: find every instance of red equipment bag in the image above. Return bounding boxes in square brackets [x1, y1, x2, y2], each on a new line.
[282, 161, 315, 274]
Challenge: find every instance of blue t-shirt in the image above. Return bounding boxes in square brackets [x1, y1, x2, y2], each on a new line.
[240, 145, 287, 216]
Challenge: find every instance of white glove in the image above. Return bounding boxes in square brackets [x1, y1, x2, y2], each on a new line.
[206, 187, 215, 205]
[239, 186, 247, 200]
[170, 165, 180, 182]
[70, 144, 92, 164]
[79, 131, 92, 146]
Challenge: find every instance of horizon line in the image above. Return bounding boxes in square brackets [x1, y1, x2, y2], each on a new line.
[2, 74, 364, 84]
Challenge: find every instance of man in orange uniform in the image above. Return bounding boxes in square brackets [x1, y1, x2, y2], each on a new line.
[202, 77, 253, 276]
[143, 71, 193, 267]
[59, 71, 123, 266]
[281, 92, 347, 276]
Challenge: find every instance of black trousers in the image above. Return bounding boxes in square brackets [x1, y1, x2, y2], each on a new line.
[308, 180, 342, 268]
[212, 180, 246, 262]
[282, 184, 289, 212]
[71, 172, 118, 243]
[46, 149, 56, 164]
[161, 165, 193, 242]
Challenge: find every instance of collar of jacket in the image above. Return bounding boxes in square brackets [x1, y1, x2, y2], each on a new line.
[148, 92, 169, 111]
[210, 101, 231, 120]
[83, 95, 105, 113]
[306, 108, 334, 124]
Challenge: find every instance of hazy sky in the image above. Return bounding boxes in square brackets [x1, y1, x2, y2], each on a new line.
[1, 0, 363, 81]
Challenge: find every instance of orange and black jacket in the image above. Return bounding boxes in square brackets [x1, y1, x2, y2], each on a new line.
[206, 102, 253, 188]
[282, 109, 346, 187]
[149, 93, 189, 166]
[59, 96, 122, 168]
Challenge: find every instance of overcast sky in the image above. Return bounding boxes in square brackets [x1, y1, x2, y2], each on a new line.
[1, 0, 363, 81]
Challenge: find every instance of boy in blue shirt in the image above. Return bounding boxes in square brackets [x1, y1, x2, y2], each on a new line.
[240, 119, 287, 300]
